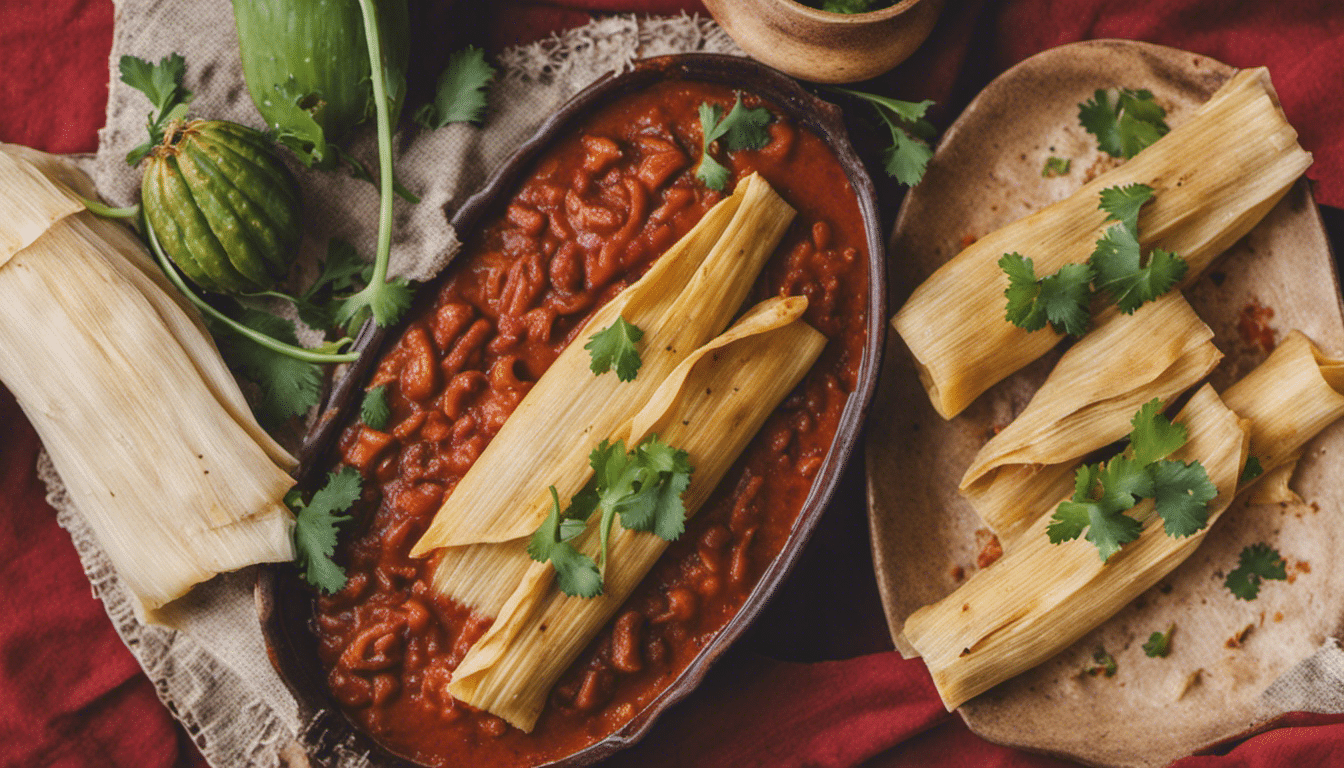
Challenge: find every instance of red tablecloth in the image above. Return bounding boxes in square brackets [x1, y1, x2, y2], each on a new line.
[4, 2, 1344, 767]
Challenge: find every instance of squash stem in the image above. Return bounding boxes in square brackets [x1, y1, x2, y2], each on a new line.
[80, 196, 140, 219]
[142, 211, 358, 364]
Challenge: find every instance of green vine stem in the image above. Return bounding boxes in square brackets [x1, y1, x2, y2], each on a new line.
[141, 210, 358, 364]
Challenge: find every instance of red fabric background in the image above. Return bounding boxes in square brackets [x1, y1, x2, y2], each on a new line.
[3, 1, 1344, 767]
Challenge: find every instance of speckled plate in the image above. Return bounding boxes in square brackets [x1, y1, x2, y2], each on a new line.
[867, 39, 1344, 767]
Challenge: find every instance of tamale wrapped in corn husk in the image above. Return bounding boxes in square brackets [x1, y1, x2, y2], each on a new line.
[961, 293, 1221, 544]
[445, 296, 825, 730]
[411, 173, 795, 559]
[892, 67, 1312, 419]
[1222, 330, 1344, 503]
[0, 145, 296, 623]
[904, 385, 1248, 710]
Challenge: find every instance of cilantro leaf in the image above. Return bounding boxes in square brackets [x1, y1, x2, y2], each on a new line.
[884, 128, 936, 187]
[1142, 625, 1174, 658]
[414, 46, 495, 129]
[1090, 223, 1187, 314]
[361, 385, 390, 430]
[1099, 455, 1155, 505]
[999, 253, 1093, 335]
[1078, 88, 1169, 159]
[695, 96, 773, 190]
[527, 486, 603, 598]
[1240, 456, 1264, 485]
[1127, 399, 1186, 466]
[1151, 460, 1217, 537]
[616, 436, 693, 541]
[1042, 156, 1071, 177]
[585, 316, 644, 381]
[1225, 543, 1287, 601]
[214, 309, 323, 428]
[120, 54, 194, 166]
[822, 0, 875, 11]
[294, 239, 372, 330]
[335, 275, 416, 331]
[291, 466, 362, 593]
[1049, 462, 1143, 561]
[1086, 647, 1118, 677]
[1098, 183, 1154, 235]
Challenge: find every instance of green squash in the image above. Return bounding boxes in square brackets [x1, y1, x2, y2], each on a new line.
[141, 120, 303, 294]
[230, 0, 410, 166]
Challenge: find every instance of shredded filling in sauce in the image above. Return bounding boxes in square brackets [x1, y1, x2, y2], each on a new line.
[316, 79, 869, 767]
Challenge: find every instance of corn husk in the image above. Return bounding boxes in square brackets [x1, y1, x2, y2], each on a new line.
[961, 292, 1221, 544]
[892, 67, 1312, 419]
[0, 145, 296, 623]
[445, 296, 825, 730]
[410, 173, 795, 558]
[904, 385, 1248, 710]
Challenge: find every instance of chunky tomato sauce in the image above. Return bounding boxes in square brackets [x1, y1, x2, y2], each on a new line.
[316, 79, 868, 767]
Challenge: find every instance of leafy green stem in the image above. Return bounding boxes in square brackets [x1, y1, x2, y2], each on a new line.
[335, 0, 405, 332]
[142, 210, 358, 365]
[79, 196, 140, 219]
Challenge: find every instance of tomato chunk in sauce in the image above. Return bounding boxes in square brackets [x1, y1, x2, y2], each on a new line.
[316, 79, 869, 768]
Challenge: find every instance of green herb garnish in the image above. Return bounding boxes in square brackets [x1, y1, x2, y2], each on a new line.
[414, 46, 495, 129]
[999, 253, 1093, 336]
[695, 95, 773, 190]
[1042, 156, 1071, 177]
[1225, 543, 1288, 601]
[361, 385, 390, 430]
[529, 436, 694, 597]
[1047, 399, 1217, 561]
[1142, 624, 1175, 658]
[213, 309, 325, 429]
[830, 87, 935, 186]
[1086, 647, 1118, 677]
[1240, 456, 1265, 485]
[289, 466, 363, 593]
[120, 54, 193, 166]
[585, 316, 644, 381]
[1079, 88, 1170, 159]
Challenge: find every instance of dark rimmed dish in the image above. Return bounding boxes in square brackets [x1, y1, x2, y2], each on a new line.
[257, 52, 886, 768]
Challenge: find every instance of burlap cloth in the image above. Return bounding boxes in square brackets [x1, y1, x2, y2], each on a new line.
[35, 2, 1344, 766]
[39, 4, 738, 767]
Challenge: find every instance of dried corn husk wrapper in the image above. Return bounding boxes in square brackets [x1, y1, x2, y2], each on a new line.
[425, 174, 795, 618]
[892, 67, 1312, 419]
[961, 292, 1221, 544]
[447, 295, 825, 730]
[0, 144, 296, 623]
[904, 385, 1249, 710]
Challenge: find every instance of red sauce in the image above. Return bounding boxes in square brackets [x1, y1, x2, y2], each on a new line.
[1237, 299, 1276, 353]
[316, 79, 869, 767]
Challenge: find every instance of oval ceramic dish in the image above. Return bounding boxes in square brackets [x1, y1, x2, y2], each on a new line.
[867, 40, 1344, 767]
[258, 53, 886, 768]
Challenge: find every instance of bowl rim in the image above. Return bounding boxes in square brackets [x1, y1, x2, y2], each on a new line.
[261, 51, 888, 768]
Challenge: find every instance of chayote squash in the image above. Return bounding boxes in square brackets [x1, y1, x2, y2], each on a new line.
[230, 0, 410, 167]
[141, 120, 302, 294]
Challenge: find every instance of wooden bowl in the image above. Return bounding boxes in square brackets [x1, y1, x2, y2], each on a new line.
[259, 53, 887, 768]
[702, 0, 944, 84]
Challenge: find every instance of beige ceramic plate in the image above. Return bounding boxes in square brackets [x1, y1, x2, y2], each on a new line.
[867, 39, 1344, 767]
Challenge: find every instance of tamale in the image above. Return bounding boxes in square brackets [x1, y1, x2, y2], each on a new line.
[411, 173, 795, 557]
[961, 293, 1221, 544]
[0, 145, 296, 623]
[446, 296, 826, 730]
[892, 68, 1312, 419]
[904, 385, 1248, 710]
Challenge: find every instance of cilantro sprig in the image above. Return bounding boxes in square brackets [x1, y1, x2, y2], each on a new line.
[528, 436, 694, 597]
[289, 466, 363, 593]
[829, 87, 935, 186]
[1047, 399, 1218, 561]
[1001, 184, 1188, 335]
[120, 54, 193, 166]
[586, 317, 643, 381]
[361, 385, 391, 430]
[1079, 88, 1170, 159]
[1142, 624, 1175, 658]
[414, 46, 495, 129]
[695, 95, 773, 190]
[1042, 156, 1071, 177]
[1225, 543, 1287, 600]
